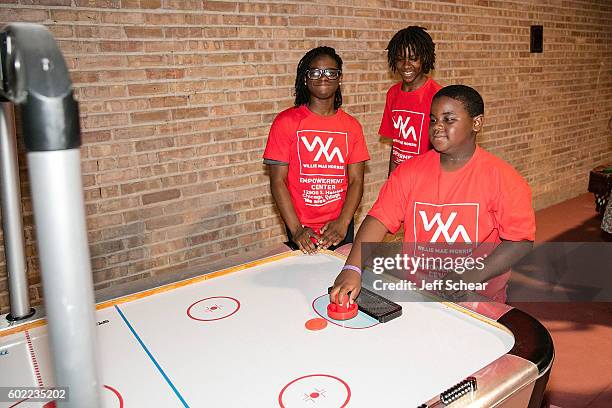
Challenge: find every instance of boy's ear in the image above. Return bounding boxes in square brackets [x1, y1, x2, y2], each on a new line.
[472, 114, 484, 132]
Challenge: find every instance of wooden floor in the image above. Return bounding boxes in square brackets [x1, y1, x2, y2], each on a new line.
[510, 194, 612, 408]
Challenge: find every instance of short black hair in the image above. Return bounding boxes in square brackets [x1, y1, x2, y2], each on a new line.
[433, 85, 485, 117]
[386, 26, 436, 74]
[294, 46, 343, 110]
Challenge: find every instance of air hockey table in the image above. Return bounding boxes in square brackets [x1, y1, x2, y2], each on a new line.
[0, 249, 553, 407]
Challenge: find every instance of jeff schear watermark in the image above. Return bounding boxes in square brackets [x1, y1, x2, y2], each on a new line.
[0, 387, 68, 402]
[372, 276, 488, 292]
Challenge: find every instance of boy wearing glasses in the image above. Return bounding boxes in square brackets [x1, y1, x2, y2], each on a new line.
[264, 47, 370, 254]
[380, 26, 442, 175]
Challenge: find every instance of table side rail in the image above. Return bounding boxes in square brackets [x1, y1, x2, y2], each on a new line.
[421, 354, 538, 408]
[0, 249, 299, 338]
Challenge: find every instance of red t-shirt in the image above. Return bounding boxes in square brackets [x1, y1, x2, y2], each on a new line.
[379, 78, 442, 165]
[264, 106, 370, 231]
[369, 147, 535, 300]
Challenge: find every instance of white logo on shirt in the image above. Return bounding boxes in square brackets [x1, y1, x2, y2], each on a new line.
[300, 136, 345, 163]
[419, 211, 472, 243]
[392, 115, 417, 141]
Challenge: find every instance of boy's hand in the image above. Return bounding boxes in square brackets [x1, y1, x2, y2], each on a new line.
[318, 219, 349, 249]
[330, 268, 361, 305]
[292, 226, 319, 254]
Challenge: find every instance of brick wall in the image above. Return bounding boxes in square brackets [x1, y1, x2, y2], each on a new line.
[0, 0, 611, 314]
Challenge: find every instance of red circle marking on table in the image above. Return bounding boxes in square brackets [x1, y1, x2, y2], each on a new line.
[186, 296, 241, 322]
[104, 385, 124, 408]
[278, 374, 351, 408]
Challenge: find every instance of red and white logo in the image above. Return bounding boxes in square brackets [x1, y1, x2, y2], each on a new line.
[297, 130, 348, 177]
[392, 110, 424, 154]
[414, 202, 479, 244]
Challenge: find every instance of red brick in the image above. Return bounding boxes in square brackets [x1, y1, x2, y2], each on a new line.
[138, 0, 162, 8]
[97, 168, 139, 185]
[160, 173, 198, 188]
[75, 0, 120, 7]
[222, 14, 256, 25]
[48, 24, 74, 37]
[145, 68, 185, 80]
[145, 215, 184, 231]
[50, 9, 100, 22]
[138, 163, 179, 178]
[124, 27, 163, 38]
[131, 110, 171, 124]
[172, 107, 210, 120]
[142, 189, 181, 205]
[82, 113, 129, 129]
[88, 213, 124, 230]
[203, 1, 237, 12]
[71, 71, 100, 84]
[243, 102, 274, 113]
[145, 41, 187, 53]
[101, 11, 145, 24]
[145, 12, 188, 25]
[256, 16, 288, 26]
[114, 125, 156, 140]
[76, 55, 128, 69]
[164, 0, 201, 10]
[1, 8, 48, 22]
[99, 40, 144, 53]
[127, 54, 167, 67]
[128, 83, 169, 96]
[150, 96, 188, 109]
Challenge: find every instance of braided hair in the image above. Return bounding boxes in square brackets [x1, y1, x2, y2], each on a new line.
[294, 46, 343, 110]
[386, 26, 436, 74]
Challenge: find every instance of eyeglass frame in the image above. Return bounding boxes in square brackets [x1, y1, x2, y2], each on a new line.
[305, 68, 342, 81]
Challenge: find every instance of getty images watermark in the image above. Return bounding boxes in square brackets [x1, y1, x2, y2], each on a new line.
[367, 248, 490, 293]
[361, 242, 612, 302]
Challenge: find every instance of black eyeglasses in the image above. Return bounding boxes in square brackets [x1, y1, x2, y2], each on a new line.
[306, 68, 341, 80]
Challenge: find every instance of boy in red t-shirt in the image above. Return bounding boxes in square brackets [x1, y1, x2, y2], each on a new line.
[264, 47, 370, 254]
[331, 85, 535, 304]
[380, 26, 442, 175]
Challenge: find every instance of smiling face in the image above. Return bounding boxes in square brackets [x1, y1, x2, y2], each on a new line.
[305, 54, 341, 103]
[394, 47, 426, 91]
[429, 96, 483, 157]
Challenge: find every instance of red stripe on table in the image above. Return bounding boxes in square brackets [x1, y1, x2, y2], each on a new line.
[25, 330, 44, 388]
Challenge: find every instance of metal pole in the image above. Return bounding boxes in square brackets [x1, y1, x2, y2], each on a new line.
[0, 101, 32, 320]
[27, 148, 100, 407]
[1, 23, 101, 407]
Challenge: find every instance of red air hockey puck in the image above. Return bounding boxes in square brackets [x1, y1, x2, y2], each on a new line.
[327, 302, 358, 320]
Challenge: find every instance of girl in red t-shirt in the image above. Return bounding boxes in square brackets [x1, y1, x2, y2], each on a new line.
[263, 47, 370, 254]
[380, 26, 442, 175]
[331, 85, 535, 304]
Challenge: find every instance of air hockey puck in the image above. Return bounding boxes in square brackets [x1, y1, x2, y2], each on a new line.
[327, 302, 358, 320]
[305, 318, 328, 331]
